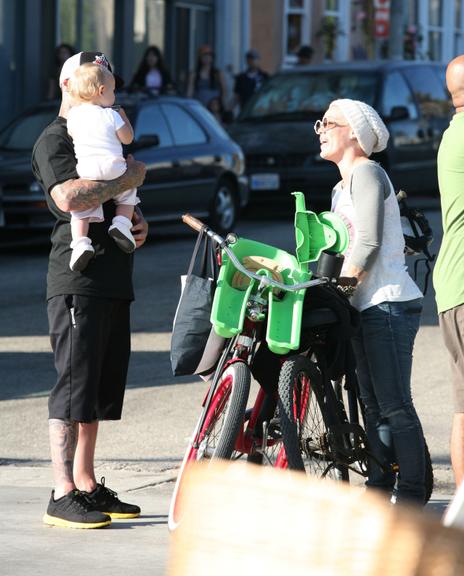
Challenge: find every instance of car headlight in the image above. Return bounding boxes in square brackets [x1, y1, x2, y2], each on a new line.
[29, 181, 42, 194]
[232, 151, 245, 176]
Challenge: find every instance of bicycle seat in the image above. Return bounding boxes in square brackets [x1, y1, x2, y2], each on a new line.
[301, 307, 338, 329]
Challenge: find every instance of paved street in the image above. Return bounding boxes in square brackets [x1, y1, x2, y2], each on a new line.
[0, 205, 455, 575]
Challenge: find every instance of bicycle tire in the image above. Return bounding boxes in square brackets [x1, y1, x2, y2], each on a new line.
[168, 361, 251, 530]
[278, 355, 348, 481]
[424, 439, 434, 504]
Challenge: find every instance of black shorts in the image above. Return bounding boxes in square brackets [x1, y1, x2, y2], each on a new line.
[47, 294, 131, 422]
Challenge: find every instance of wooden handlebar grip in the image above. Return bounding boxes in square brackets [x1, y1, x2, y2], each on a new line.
[182, 214, 206, 232]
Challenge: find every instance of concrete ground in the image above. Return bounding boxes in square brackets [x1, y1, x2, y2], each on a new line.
[0, 207, 459, 575]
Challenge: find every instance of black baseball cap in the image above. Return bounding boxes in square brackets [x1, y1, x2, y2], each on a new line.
[59, 51, 125, 90]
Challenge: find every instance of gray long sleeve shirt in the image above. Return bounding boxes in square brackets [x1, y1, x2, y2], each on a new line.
[348, 160, 391, 271]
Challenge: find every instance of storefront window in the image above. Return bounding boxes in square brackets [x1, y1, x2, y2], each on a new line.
[58, 0, 115, 61]
[133, 0, 165, 70]
[284, 0, 310, 60]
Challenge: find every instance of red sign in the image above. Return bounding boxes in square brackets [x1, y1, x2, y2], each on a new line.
[374, 0, 390, 38]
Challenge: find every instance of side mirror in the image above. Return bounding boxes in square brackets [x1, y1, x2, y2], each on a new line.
[388, 106, 410, 121]
[130, 134, 160, 151]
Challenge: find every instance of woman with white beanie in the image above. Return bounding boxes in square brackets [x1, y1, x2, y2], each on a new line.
[315, 98, 427, 504]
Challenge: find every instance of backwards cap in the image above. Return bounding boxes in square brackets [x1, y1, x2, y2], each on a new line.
[59, 51, 124, 89]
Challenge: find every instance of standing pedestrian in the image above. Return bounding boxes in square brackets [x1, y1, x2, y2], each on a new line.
[316, 99, 427, 504]
[187, 45, 227, 110]
[129, 45, 173, 95]
[31, 51, 148, 529]
[433, 54, 464, 488]
[233, 49, 269, 111]
[47, 43, 76, 100]
[295, 45, 313, 66]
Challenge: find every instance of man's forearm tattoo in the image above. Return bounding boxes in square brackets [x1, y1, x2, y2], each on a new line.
[56, 176, 127, 212]
[49, 419, 78, 486]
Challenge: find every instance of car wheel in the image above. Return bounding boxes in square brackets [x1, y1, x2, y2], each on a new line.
[209, 180, 237, 234]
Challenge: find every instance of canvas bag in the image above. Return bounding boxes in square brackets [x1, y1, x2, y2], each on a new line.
[170, 229, 225, 376]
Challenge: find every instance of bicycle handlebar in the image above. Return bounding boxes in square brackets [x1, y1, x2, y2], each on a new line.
[182, 213, 205, 232]
[181, 214, 352, 293]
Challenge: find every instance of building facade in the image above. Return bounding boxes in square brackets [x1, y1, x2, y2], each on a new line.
[1, 0, 464, 129]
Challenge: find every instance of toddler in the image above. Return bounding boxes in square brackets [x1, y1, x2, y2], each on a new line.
[67, 62, 139, 271]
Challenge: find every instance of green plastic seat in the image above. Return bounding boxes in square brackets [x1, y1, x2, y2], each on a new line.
[209, 191, 349, 355]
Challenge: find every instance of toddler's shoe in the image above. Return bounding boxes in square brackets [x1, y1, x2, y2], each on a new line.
[108, 215, 136, 253]
[70, 237, 95, 271]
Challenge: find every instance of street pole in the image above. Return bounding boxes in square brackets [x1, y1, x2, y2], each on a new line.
[388, 0, 404, 60]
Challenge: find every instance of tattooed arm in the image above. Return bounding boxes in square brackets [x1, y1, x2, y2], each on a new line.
[51, 155, 146, 213]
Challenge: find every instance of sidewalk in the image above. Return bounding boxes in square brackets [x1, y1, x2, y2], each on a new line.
[0, 466, 176, 576]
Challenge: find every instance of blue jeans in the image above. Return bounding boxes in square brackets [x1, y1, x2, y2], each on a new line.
[352, 298, 425, 504]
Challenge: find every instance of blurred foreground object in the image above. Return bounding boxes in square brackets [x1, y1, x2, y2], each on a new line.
[168, 462, 464, 576]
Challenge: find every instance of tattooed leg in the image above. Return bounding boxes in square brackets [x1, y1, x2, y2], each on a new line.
[74, 421, 99, 492]
[49, 418, 78, 499]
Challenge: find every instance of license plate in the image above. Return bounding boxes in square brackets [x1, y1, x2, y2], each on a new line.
[250, 173, 280, 190]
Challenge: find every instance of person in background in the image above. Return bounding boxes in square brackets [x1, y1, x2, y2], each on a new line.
[233, 49, 269, 112]
[187, 45, 227, 111]
[47, 43, 76, 100]
[207, 96, 226, 126]
[316, 99, 426, 505]
[129, 45, 173, 95]
[295, 45, 314, 66]
[433, 54, 464, 489]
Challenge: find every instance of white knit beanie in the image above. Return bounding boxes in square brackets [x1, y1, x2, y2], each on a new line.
[330, 99, 390, 157]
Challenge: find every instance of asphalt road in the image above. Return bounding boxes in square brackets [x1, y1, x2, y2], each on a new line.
[0, 202, 455, 574]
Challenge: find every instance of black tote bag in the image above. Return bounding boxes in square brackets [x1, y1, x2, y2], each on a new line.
[170, 229, 224, 376]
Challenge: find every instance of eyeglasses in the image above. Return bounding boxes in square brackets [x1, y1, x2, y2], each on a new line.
[314, 117, 348, 135]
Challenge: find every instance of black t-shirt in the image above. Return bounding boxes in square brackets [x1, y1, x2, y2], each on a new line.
[31, 116, 134, 301]
[234, 69, 269, 106]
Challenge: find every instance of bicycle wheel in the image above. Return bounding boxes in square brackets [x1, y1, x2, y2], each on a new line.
[424, 440, 434, 504]
[168, 361, 251, 530]
[278, 355, 348, 481]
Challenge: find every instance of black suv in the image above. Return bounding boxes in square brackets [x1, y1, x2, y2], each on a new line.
[228, 61, 451, 208]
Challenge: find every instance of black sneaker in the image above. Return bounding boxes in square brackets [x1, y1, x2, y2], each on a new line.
[84, 477, 141, 519]
[43, 489, 112, 529]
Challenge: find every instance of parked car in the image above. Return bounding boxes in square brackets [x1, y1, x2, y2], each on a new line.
[0, 94, 248, 237]
[227, 61, 451, 209]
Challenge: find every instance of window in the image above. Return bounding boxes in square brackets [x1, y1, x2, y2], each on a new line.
[134, 104, 173, 147]
[427, 0, 443, 60]
[161, 104, 207, 145]
[283, 0, 310, 61]
[455, 0, 464, 55]
[133, 0, 165, 73]
[191, 103, 230, 141]
[0, 109, 58, 151]
[242, 71, 378, 119]
[404, 66, 450, 118]
[381, 72, 418, 120]
[57, 0, 115, 62]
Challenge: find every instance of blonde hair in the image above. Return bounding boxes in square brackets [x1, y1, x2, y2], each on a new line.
[68, 63, 113, 102]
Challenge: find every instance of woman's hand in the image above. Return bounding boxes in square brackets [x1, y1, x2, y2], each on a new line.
[132, 206, 149, 249]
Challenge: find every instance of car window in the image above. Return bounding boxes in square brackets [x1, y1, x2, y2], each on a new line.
[404, 66, 451, 118]
[0, 108, 57, 151]
[161, 104, 208, 145]
[134, 104, 173, 147]
[241, 71, 379, 120]
[381, 71, 418, 119]
[190, 103, 230, 140]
